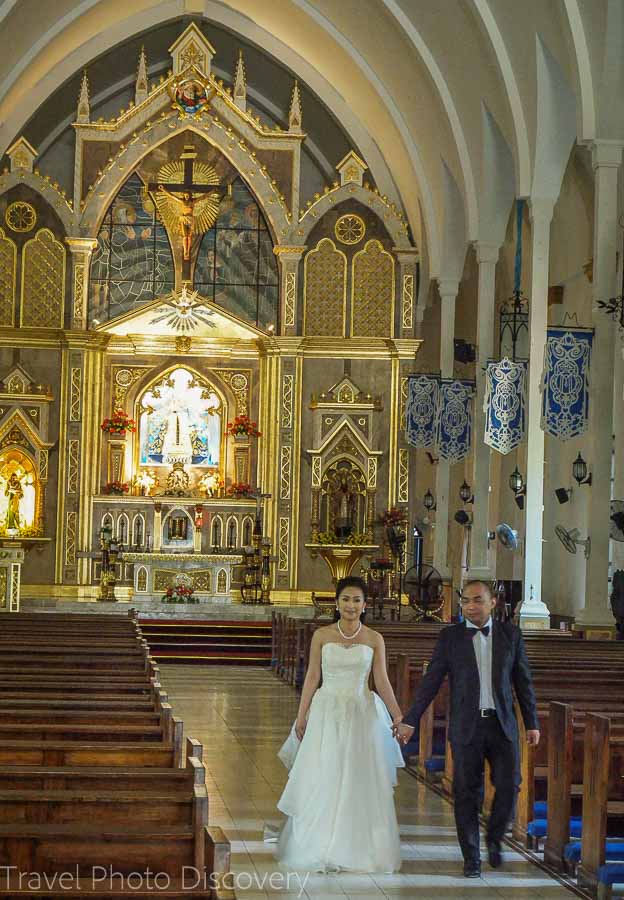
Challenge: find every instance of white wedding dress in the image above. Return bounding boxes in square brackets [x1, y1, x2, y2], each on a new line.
[276, 642, 405, 873]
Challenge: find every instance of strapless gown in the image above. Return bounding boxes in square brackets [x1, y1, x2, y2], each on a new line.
[275, 642, 405, 873]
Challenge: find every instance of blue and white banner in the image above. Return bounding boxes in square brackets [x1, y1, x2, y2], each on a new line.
[541, 328, 593, 441]
[437, 379, 474, 464]
[484, 357, 527, 455]
[406, 375, 440, 449]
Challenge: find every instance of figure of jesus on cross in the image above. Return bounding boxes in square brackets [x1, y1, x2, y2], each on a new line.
[148, 145, 231, 280]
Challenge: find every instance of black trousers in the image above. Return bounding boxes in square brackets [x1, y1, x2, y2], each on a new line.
[450, 715, 520, 861]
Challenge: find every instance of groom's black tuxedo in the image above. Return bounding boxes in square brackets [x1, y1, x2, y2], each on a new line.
[403, 619, 539, 863]
[403, 620, 539, 741]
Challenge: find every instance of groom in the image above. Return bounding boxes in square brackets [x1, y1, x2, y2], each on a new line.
[396, 580, 540, 877]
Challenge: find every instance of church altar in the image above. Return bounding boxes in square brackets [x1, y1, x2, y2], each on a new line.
[122, 551, 242, 603]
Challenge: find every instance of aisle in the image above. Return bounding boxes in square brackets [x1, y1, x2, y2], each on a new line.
[162, 665, 577, 900]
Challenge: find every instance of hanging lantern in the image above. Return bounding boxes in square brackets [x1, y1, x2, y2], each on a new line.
[499, 199, 529, 362]
[459, 480, 473, 503]
[423, 489, 436, 511]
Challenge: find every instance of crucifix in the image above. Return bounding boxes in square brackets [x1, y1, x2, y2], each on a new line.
[148, 144, 231, 282]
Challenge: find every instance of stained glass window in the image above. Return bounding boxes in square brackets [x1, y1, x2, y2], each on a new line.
[89, 174, 174, 325]
[194, 178, 279, 331]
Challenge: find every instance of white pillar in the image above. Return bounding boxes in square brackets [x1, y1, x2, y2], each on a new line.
[433, 279, 458, 577]
[468, 243, 499, 577]
[520, 198, 554, 628]
[577, 142, 623, 626]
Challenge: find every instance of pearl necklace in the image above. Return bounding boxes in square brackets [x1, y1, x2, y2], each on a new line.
[337, 619, 362, 640]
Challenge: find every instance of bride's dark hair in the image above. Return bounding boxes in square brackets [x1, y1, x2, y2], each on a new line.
[333, 575, 368, 623]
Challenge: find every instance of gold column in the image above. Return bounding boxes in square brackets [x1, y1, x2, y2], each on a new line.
[388, 355, 400, 508]
[395, 249, 419, 339]
[65, 238, 98, 331]
[274, 247, 305, 336]
[77, 347, 104, 585]
[290, 353, 303, 588]
[54, 349, 71, 583]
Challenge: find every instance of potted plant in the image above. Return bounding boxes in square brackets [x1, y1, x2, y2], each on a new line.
[378, 507, 408, 528]
[226, 481, 254, 499]
[161, 583, 198, 604]
[102, 481, 129, 495]
[225, 415, 262, 438]
[100, 409, 136, 437]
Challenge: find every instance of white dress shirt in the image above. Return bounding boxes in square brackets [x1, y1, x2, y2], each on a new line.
[466, 616, 495, 710]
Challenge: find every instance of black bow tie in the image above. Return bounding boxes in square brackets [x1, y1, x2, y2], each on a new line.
[467, 625, 490, 637]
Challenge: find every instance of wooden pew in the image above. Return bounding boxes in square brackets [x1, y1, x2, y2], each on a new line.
[577, 714, 624, 898]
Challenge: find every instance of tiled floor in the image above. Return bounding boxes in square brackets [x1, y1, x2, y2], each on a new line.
[162, 665, 577, 899]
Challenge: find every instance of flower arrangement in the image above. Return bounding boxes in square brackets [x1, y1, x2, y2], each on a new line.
[379, 507, 408, 527]
[226, 415, 262, 437]
[314, 531, 369, 546]
[101, 409, 136, 435]
[226, 482, 254, 498]
[371, 557, 394, 570]
[102, 481, 129, 495]
[161, 584, 198, 604]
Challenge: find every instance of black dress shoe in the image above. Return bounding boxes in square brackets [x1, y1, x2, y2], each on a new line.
[487, 842, 502, 868]
[463, 859, 481, 877]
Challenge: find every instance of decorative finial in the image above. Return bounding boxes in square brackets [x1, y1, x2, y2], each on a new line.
[77, 70, 90, 124]
[135, 46, 148, 105]
[288, 80, 303, 133]
[233, 50, 246, 112]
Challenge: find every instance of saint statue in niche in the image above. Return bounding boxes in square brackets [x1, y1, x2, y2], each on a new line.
[162, 407, 194, 466]
[5, 472, 23, 532]
[139, 367, 221, 469]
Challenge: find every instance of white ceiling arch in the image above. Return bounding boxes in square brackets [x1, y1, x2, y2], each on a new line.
[0, 0, 607, 281]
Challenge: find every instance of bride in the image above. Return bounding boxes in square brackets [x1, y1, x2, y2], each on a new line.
[275, 576, 405, 873]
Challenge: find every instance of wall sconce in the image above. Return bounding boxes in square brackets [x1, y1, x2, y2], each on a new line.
[508, 466, 526, 509]
[509, 466, 524, 495]
[423, 489, 436, 511]
[572, 452, 592, 486]
[459, 480, 474, 504]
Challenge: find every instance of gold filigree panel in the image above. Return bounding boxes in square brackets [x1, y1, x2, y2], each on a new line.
[215, 370, 249, 416]
[0, 568, 6, 608]
[113, 367, 151, 410]
[9, 563, 19, 612]
[21, 229, 66, 328]
[284, 271, 296, 328]
[402, 273, 414, 330]
[311, 455, 321, 488]
[6, 201, 36, 233]
[217, 569, 227, 593]
[280, 445, 292, 500]
[278, 517, 290, 572]
[65, 512, 77, 566]
[367, 457, 377, 490]
[304, 238, 346, 336]
[136, 566, 148, 592]
[68, 440, 80, 494]
[400, 377, 408, 431]
[154, 569, 213, 592]
[351, 240, 395, 338]
[70, 368, 82, 422]
[73, 263, 85, 326]
[398, 449, 409, 504]
[0, 228, 16, 327]
[281, 374, 293, 429]
[38, 449, 48, 482]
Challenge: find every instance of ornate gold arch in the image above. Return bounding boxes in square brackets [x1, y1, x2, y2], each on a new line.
[128, 362, 230, 481]
[80, 123, 288, 244]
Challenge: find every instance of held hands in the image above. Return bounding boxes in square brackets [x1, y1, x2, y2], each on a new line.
[526, 729, 540, 746]
[392, 717, 415, 746]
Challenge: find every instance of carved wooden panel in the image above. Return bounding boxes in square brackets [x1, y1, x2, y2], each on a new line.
[304, 238, 346, 336]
